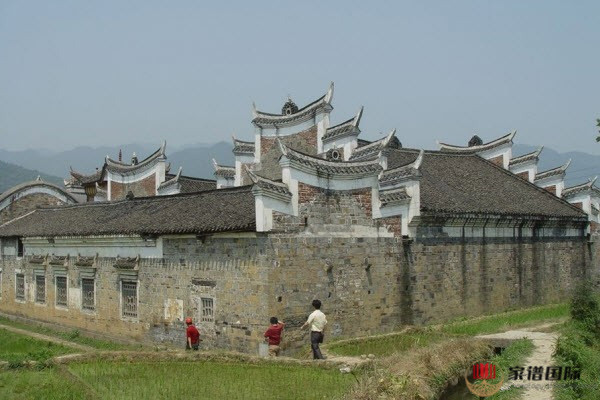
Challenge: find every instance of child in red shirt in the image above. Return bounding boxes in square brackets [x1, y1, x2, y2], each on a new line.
[185, 317, 200, 350]
[264, 317, 285, 357]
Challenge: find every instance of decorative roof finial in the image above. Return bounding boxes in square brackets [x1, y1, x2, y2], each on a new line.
[282, 97, 298, 116]
[468, 135, 483, 147]
[131, 152, 138, 165]
[118, 149, 122, 162]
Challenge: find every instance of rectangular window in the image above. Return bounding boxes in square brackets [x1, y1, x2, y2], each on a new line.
[17, 239, 24, 258]
[201, 297, 214, 322]
[55, 276, 68, 307]
[15, 273, 25, 301]
[35, 275, 46, 304]
[81, 278, 95, 311]
[121, 281, 138, 318]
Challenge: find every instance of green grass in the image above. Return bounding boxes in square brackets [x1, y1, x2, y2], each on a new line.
[328, 304, 566, 358]
[0, 328, 74, 364]
[0, 369, 87, 399]
[69, 361, 355, 400]
[442, 339, 535, 400]
[0, 316, 143, 351]
[442, 303, 568, 336]
[327, 330, 444, 357]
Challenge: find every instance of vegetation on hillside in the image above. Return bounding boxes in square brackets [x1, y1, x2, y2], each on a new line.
[0, 160, 64, 193]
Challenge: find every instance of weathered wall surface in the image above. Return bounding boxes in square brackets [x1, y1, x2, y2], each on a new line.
[0, 183, 595, 355]
[0, 193, 68, 225]
[0, 236, 272, 353]
[406, 238, 592, 324]
[110, 174, 156, 200]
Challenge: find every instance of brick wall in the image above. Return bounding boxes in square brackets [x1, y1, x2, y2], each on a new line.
[488, 155, 504, 167]
[110, 174, 156, 200]
[544, 185, 557, 195]
[0, 194, 68, 225]
[516, 171, 529, 180]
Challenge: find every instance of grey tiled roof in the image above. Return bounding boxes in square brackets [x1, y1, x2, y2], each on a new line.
[161, 172, 217, 193]
[0, 179, 78, 205]
[322, 107, 363, 143]
[70, 168, 104, 185]
[349, 130, 396, 161]
[509, 147, 543, 167]
[386, 148, 585, 218]
[380, 188, 410, 206]
[232, 138, 255, 154]
[105, 142, 166, 174]
[562, 178, 600, 198]
[0, 187, 255, 238]
[439, 131, 516, 153]
[252, 83, 334, 127]
[534, 160, 571, 182]
[213, 162, 236, 178]
[281, 144, 383, 176]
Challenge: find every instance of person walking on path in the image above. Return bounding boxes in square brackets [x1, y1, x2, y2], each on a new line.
[301, 299, 327, 359]
[264, 317, 285, 357]
[185, 317, 201, 350]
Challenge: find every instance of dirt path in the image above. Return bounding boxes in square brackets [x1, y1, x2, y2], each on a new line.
[477, 325, 559, 400]
[0, 323, 95, 352]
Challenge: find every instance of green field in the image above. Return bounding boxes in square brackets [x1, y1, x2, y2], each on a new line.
[0, 328, 74, 363]
[0, 317, 143, 351]
[69, 361, 354, 400]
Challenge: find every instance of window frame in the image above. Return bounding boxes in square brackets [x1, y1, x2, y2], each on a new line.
[34, 274, 46, 305]
[200, 297, 214, 323]
[81, 277, 96, 313]
[120, 280, 139, 321]
[15, 273, 25, 302]
[55, 276, 68, 308]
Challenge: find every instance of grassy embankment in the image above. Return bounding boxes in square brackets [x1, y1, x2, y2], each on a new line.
[0, 316, 143, 351]
[553, 284, 600, 400]
[328, 302, 567, 357]
[0, 328, 75, 366]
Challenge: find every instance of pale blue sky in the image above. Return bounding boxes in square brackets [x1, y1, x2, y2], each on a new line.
[1, 1, 599, 154]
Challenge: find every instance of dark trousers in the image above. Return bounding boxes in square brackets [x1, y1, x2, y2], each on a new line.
[310, 331, 325, 359]
[186, 342, 199, 350]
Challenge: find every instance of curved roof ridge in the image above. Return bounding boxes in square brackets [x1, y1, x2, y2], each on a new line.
[438, 130, 516, 152]
[509, 146, 544, 165]
[534, 159, 571, 181]
[278, 139, 383, 168]
[252, 83, 334, 126]
[0, 179, 78, 204]
[105, 141, 167, 172]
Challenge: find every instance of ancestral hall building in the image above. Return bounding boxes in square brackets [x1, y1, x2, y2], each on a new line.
[0, 83, 597, 354]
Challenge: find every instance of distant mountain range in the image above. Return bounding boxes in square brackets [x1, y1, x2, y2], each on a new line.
[0, 142, 234, 184]
[0, 142, 599, 194]
[0, 160, 64, 193]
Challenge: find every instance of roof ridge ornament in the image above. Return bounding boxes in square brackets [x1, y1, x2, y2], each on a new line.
[252, 102, 258, 119]
[353, 106, 364, 127]
[413, 149, 425, 170]
[276, 138, 288, 156]
[324, 81, 334, 104]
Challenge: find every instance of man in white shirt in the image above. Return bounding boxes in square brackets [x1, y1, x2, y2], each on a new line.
[301, 299, 327, 359]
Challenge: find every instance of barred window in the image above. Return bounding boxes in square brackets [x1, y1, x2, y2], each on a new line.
[55, 276, 68, 307]
[17, 239, 24, 258]
[35, 275, 46, 304]
[201, 297, 214, 322]
[81, 278, 95, 311]
[121, 281, 138, 318]
[15, 273, 25, 301]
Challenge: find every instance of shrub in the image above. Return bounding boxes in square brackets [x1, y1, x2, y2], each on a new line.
[570, 282, 600, 337]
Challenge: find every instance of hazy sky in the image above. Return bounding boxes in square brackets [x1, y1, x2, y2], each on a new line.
[1, 1, 599, 154]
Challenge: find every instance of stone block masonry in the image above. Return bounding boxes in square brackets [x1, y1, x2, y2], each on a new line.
[0, 185, 596, 355]
[0, 193, 68, 225]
